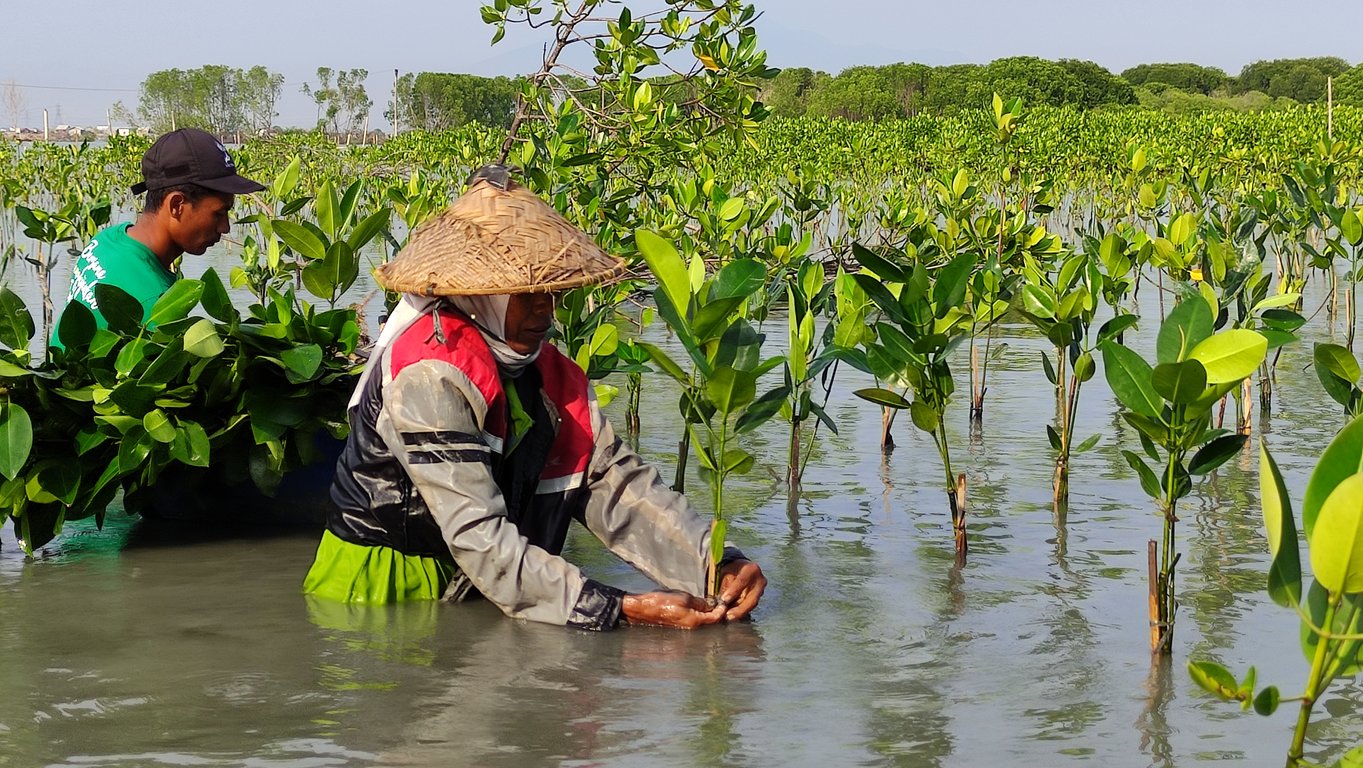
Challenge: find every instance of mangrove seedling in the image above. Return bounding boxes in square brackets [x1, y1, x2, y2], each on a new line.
[1101, 297, 1267, 654]
[1189, 421, 1363, 768]
[847, 241, 976, 561]
[1315, 342, 1363, 421]
[635, 229, 785, 596]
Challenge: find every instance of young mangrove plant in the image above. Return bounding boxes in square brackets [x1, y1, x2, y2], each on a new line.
[778, 259, 843, 509]
[1189, 421, 1363, 768]
[847, 240, 976, 562]
[635, 228, 784, 596]
[1101, 298, 1268, 653]
[1017, 247, 1131, 509]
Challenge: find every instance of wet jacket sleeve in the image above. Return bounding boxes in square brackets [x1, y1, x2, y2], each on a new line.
[579, 399, 745, 597]
[378, 359, 623, 630]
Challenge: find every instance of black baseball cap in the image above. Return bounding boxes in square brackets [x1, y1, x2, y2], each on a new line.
[130, 128, 266, 195]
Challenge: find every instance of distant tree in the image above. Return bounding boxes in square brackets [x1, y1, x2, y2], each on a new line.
[238, 65, 284, 134]
[804, 66, 903, 120]
[1236, 57, 1350, 100]
[137, 65, 282, 134]
[981, 56, 1087, 107]
[1058, 59, 1137, 107]
[397, 72, 519, 130]
[304, 67, 372, 135]
[880, 62, 933, 115]
[922, 63, 989, 113]
[761, 67, 821, 117]
[1336, 64, 1363, 107]
[1121, 63, 1229, 95]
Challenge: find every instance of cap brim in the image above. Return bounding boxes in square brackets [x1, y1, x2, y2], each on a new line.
[197, 173, 267, 194]
[131, 181, 148, 194]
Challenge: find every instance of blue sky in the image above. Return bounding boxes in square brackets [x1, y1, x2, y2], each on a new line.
[5, 0, 1362, 128]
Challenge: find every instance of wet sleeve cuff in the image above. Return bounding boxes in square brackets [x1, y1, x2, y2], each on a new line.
[567, 579, 626, 631]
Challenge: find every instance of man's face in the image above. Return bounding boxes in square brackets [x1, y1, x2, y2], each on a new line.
[169, 192, 233, 255]
[503, 292, 557, 355]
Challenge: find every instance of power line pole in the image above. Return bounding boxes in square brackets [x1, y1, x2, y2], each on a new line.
[392, 68, 400, 135]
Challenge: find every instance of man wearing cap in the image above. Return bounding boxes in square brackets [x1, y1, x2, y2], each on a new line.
[304, 166, 767, 631]
[58, 128, 264, 338]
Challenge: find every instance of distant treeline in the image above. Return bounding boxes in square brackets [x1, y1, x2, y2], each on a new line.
[123, 56, 1363, 136]
[762, 56, 1363, 119]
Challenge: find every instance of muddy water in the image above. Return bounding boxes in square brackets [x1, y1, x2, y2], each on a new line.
[2, 251, 1362, 766]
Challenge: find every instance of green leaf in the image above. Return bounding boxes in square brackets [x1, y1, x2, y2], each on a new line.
[1073, 351, 1095, 383]
[1122, 450, 1163, 499]
[1260, 442, 1302, 608]
[56, 300, 97, 350]
[636, 230, 691, 321]
[932, 252, 974, 319]
[1168, 212, 1198, 247]
[1097, 313, 1140, 345]
[273, 219, 328, 261]
[1317, 342, 1361, 384]
[1046, 424, 1062, 450]
[851, 242, 905, 283]
[735, 385, 790, 435]
[1188, 330, 1268, 385]
[1304, 416, 1363, 536]
[1101, 341, 1163, 421]
[143, 409, 176, 443]
[1022, 284, 1056, 320]
[909, 400, 938, 433]
[136, 337, 190, 386]
[0, 288, 35, 350]
[1157, 299, 1214, 364]
[1252, 686, 1280, 716]
[705, 367, 757, 414]
[1041, 350, 1057, 385]
[638, 342, 689, 385]
[36, 461, 80, 506]
[1074, 433, 1101, 453]
[0, 403, 34, 480]
[1309, 472, 1363, 594]
[1187, 660, 1239, 700]
[347, 209, 391, 252]
[281, 344, 324, 384]
[146, 279, 204, 326]
[712, 258, 765, 300]
[1188, 433, 1245, 475]
[183, 319, 225, 358]
[169, 422, 211, 468]
[1343, 209, 1363, 247]
[117, 425, 153, 474]
[93, 283, 145, 334]
[854, 388, 910, 409]
[1152, 359, 1208, 405]
[199, 267, 237, 323]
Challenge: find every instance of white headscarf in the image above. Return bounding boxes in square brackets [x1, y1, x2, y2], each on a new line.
[348, 294, 543, 410]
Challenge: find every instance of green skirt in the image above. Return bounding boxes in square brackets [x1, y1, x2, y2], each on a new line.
[303, 530, 457, 603]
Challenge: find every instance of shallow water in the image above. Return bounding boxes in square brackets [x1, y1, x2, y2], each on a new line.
[3, 251, 1363, 766]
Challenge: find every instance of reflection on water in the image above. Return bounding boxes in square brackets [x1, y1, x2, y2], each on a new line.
[3, 254, 1362, 765]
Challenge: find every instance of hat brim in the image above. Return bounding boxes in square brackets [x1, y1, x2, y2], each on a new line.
[197, 173, 267, 194]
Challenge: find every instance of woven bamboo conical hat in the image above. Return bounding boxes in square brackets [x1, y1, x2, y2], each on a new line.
[375, 173, 625, 296]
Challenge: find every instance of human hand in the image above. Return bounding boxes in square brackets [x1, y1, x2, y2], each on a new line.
[717, 559, 766, 621]
[621, 591, 726, 629]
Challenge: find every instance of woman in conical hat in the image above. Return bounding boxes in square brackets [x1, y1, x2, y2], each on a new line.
[304, 166, 766, 630]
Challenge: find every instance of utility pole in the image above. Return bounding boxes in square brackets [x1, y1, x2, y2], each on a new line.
[43, 108, 48, 141]
[392, 68, 400, 136]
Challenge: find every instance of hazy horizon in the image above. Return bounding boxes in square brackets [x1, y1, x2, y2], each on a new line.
[5, 0, 1362, 129]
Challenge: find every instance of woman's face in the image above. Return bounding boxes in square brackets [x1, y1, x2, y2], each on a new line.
[502, 292, 557, 354]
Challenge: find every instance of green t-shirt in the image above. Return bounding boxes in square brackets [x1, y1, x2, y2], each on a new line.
[54, 222, 176, 347]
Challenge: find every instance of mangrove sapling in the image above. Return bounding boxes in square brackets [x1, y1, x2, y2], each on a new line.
[634, 229, 784, 596]
[847, 241, 976, 561]
[778, 261, 845, 509]
[1189, 423, 1363, 768]
[14, 194, 111, 347]
[1100, 298, 1268, 654]
[1017, 248, 1129, 509]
